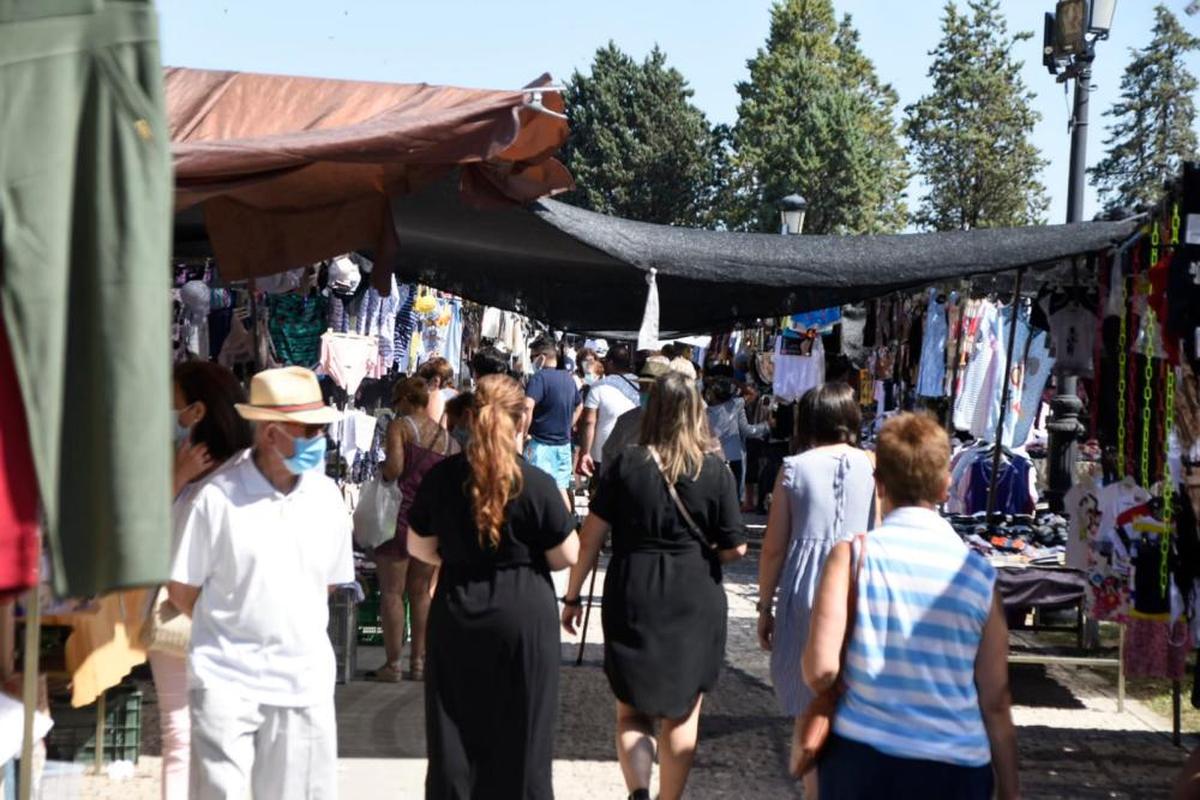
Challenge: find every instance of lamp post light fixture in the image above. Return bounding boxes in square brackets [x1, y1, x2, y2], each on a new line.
[778, 193, 808, 236]
[1089, 0, 1117, 36]
[1042, 0, 1117, 517]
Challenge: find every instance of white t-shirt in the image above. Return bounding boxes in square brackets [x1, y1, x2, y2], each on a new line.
[1063, 476, 1100, 570]
[585, 374, 640, 464]
[171, 449, 354, 707]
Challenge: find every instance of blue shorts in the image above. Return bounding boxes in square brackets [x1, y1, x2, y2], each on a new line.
[525, 439, 573, 489]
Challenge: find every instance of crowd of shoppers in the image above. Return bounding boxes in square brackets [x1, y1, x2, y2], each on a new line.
[153, 337, 1019, 800]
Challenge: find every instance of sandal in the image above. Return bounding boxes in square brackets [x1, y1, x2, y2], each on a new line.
[408, 659, 426, 681]
[366, 663, 404, 683]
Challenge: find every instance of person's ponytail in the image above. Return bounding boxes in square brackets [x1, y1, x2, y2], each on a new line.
[466, 375, 525, 549]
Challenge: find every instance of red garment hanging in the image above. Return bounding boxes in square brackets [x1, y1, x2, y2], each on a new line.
[0, 320, 40, 595]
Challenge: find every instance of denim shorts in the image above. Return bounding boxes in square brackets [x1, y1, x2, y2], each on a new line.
[525, 439, 573, 489]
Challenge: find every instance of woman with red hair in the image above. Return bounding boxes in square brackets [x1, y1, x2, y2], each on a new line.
[408, 374, 580, 799]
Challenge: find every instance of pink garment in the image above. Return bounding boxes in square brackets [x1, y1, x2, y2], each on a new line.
[149, 652, 190, 800]
[319, 332, 380, 396]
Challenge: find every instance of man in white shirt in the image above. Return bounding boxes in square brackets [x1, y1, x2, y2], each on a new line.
[168, 367, 352, 800]
[577, 344, 641, 478]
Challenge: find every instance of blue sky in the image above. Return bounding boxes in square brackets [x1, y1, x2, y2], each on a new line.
[159, 0, 1200, 225]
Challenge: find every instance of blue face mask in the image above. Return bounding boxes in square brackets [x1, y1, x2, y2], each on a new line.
[584, 373, 599, 386]
[278, 430, 327, 475]
[173, 415, 192, 447]
[451, 427, 470, 449]
[173, 405, 194, 447]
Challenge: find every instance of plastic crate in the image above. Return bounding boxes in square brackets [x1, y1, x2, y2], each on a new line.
[328, 588, 358, 684]
[45, 687, 141, 765]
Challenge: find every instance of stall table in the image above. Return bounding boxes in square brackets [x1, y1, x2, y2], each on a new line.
[993, 563, 1127, 716]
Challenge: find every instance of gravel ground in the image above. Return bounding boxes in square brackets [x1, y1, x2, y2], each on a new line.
[73, 544, 1190, 799]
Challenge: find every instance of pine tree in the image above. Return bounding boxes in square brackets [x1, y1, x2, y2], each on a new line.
[560, 43, 723, 227]
[729, 0, 908, 234]
[904, 0, 1048, 230]
[1090, 4, 1200, 213]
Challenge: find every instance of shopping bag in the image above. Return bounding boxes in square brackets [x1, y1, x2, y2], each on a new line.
[353, 476, 402, 549]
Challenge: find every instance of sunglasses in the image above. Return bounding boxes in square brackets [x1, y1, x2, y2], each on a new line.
[275, 422, 326, 439]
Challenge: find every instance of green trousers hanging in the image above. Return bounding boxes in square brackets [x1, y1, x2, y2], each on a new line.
[0, 0, 172, 595]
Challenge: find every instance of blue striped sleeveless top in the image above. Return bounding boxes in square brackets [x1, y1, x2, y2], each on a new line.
[834, 507, 996, 767]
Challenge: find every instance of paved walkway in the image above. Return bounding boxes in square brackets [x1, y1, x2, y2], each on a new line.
[78, 550, 1190, 799]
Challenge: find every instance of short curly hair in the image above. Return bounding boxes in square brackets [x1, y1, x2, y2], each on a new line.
[874, 412, 951, 507]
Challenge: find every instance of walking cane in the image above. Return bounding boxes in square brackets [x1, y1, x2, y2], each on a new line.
[575, 551, 601, 666]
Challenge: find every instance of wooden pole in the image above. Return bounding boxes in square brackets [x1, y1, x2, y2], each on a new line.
[18, 585, 40, 800]
[94, 691, 106, 775]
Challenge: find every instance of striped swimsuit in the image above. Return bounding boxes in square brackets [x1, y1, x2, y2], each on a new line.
[835, 507, 996, 767]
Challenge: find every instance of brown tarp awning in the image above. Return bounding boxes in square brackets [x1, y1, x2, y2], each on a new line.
[167, 67, 572, 288]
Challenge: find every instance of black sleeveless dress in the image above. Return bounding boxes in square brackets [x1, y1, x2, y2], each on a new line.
[591, 447, 746, 719]
[409, 455, 574, 800]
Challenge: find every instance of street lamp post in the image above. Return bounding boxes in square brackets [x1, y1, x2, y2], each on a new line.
[778, 193, 808, 236]
[1042, 0, 1116, 512]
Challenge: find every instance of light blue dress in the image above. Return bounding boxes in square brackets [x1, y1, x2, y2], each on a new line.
[770, 447, 876, 716]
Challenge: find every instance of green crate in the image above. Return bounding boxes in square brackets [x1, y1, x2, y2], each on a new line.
[45, 687, 142, 765]
[357, 585, 383, 645]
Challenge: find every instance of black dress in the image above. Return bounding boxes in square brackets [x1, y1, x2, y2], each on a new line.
[409, 454, 574, 800]
[591, 447, 747, 720]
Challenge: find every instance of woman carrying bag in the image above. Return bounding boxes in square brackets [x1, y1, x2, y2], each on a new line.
[370, 377, 460, 682]
[803, 413, 1019, 800]
[563, 371, 747, 800]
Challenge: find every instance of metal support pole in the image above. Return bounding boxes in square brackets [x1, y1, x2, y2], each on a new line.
[1046, 53, 1094, 512]
[985, 270, 1025, 528]
[1117, 623, 1126, 713]
[1065, 55, 1092, 225]
[1174, 680, 1183, 747]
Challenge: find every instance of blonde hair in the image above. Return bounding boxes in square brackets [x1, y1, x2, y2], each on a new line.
[639, 372, 714, 484]
[875, 412, 951, 507]
[466, 374, 525, 549]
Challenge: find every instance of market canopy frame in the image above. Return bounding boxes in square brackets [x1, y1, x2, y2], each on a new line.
[167, 66, 573, 290]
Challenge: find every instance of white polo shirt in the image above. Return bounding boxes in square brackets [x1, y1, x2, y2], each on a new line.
[171, 449, 354, 707]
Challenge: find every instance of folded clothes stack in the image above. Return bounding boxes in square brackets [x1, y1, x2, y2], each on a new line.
[943, 511, 1069, 562]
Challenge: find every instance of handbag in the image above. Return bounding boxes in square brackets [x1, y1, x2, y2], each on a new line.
[788, 533, 866, 778]
[353, 474, 403, 550]
[141, 586, 191, 657]
[646, 446, 723, 582]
